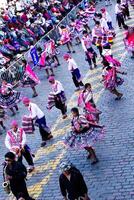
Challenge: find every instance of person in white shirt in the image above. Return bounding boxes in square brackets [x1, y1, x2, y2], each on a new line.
[81, 30, 97, 69]
[63, 54, 84, 91]
[5, 120, 34, 172]
[48, 76, 67, 119]
[101, 8, 113, 30]
[97, 13, 109, 32]
[92, 21, 104, 56]
[115, 0, 126, 29]
[22, 97, 53, 147]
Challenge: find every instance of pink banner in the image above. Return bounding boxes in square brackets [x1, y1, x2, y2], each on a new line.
[26, 64, 40, 84]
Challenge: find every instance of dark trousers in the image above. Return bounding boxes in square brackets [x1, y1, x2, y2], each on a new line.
[116, 13, 125, 28]
[18, 145, 34, 166]
[97, 45, 103, 56]
[86, 52, 96, 66]
[36, 116, 50, 141]
[107, 21, 113, 30]
[11, 180, 33, 200]
[123, 4, 130, 18]
[72, 74, 84, 88]
[55, 98, 67, 115]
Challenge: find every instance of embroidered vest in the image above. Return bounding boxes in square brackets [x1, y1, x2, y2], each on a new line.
[7, 128, 23, 148]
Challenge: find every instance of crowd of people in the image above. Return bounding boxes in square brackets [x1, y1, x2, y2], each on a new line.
[0, 0, 81, 65]
[1, 0, 134, 199]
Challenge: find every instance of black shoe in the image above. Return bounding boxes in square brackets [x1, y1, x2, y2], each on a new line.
[94, 64, 97, 68]
[28, 166, 35, 173]
[41, 141, 46, 147]
[91, 158, 99, 165]
[87, 154, 91, 159]
[3, 126, 6, 130]
[115, 93, 123, 100]
[62, 114, 67, 119]
[46, 134, 53, 140]
[32, 93, 38, 98]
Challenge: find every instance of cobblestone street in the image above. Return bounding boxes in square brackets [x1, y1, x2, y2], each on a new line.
[0, 0, 134, 200]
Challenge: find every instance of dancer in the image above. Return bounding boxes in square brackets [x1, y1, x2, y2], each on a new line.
[78, 83, 101, 124]
[47, 76, 67, 119]
[81, 30, 97, 69]
[97, 13, 115, 38]
[64, 107, 104, 164]
[4, 152, 35, 200]
[5, 120, 34, 172]
[59, 162, 90, 200]
[39, 52, 56, 78]
[59, 25, 75, 53]
[0, 106, 6, 130]
[20, 60, 38, 98]
[70, 18, 82, 45]
[121, 0, 131, 20]
[102, 59, 126, 100]
[44, 37, 60, 66]
[22, 97, 53, 147]
[0, 80, 21, 116]
[101, 8, 114, 30]
[92, 21, 104, 56]
[124, 25, 134, 58]
[115, 0, 126, 29]
[63, 54, 84, 91]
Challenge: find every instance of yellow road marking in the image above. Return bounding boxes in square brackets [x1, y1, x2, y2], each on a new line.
[28, 151, 65, 198]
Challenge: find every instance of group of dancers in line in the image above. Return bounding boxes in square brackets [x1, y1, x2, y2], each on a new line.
[1, 1, 134, 197]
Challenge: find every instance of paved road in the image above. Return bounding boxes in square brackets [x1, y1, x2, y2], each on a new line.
[0, 1, 134, 199]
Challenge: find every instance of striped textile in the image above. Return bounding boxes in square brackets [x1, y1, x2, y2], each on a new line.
[22, 115, 34, 134]
[92, 35, 113, 46]
[47, 92, 66, 110]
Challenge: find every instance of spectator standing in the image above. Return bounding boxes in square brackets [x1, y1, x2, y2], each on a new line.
[4, 152, 35, 200]
[59, 162, 90, 200]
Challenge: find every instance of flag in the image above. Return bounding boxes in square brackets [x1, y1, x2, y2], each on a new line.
[30, 46, 39, 65]
[26, 64, 40, 84]
[39, 51, 46, 66]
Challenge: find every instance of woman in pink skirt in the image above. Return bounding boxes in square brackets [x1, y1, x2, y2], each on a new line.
[102, 60, 126, 100]
[59, 25, 75, 53]
[64, 107, 105, 165]
[0, 80, 21, 116]
[78, 83, 101, 124]
[20, 60, 38, 97]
